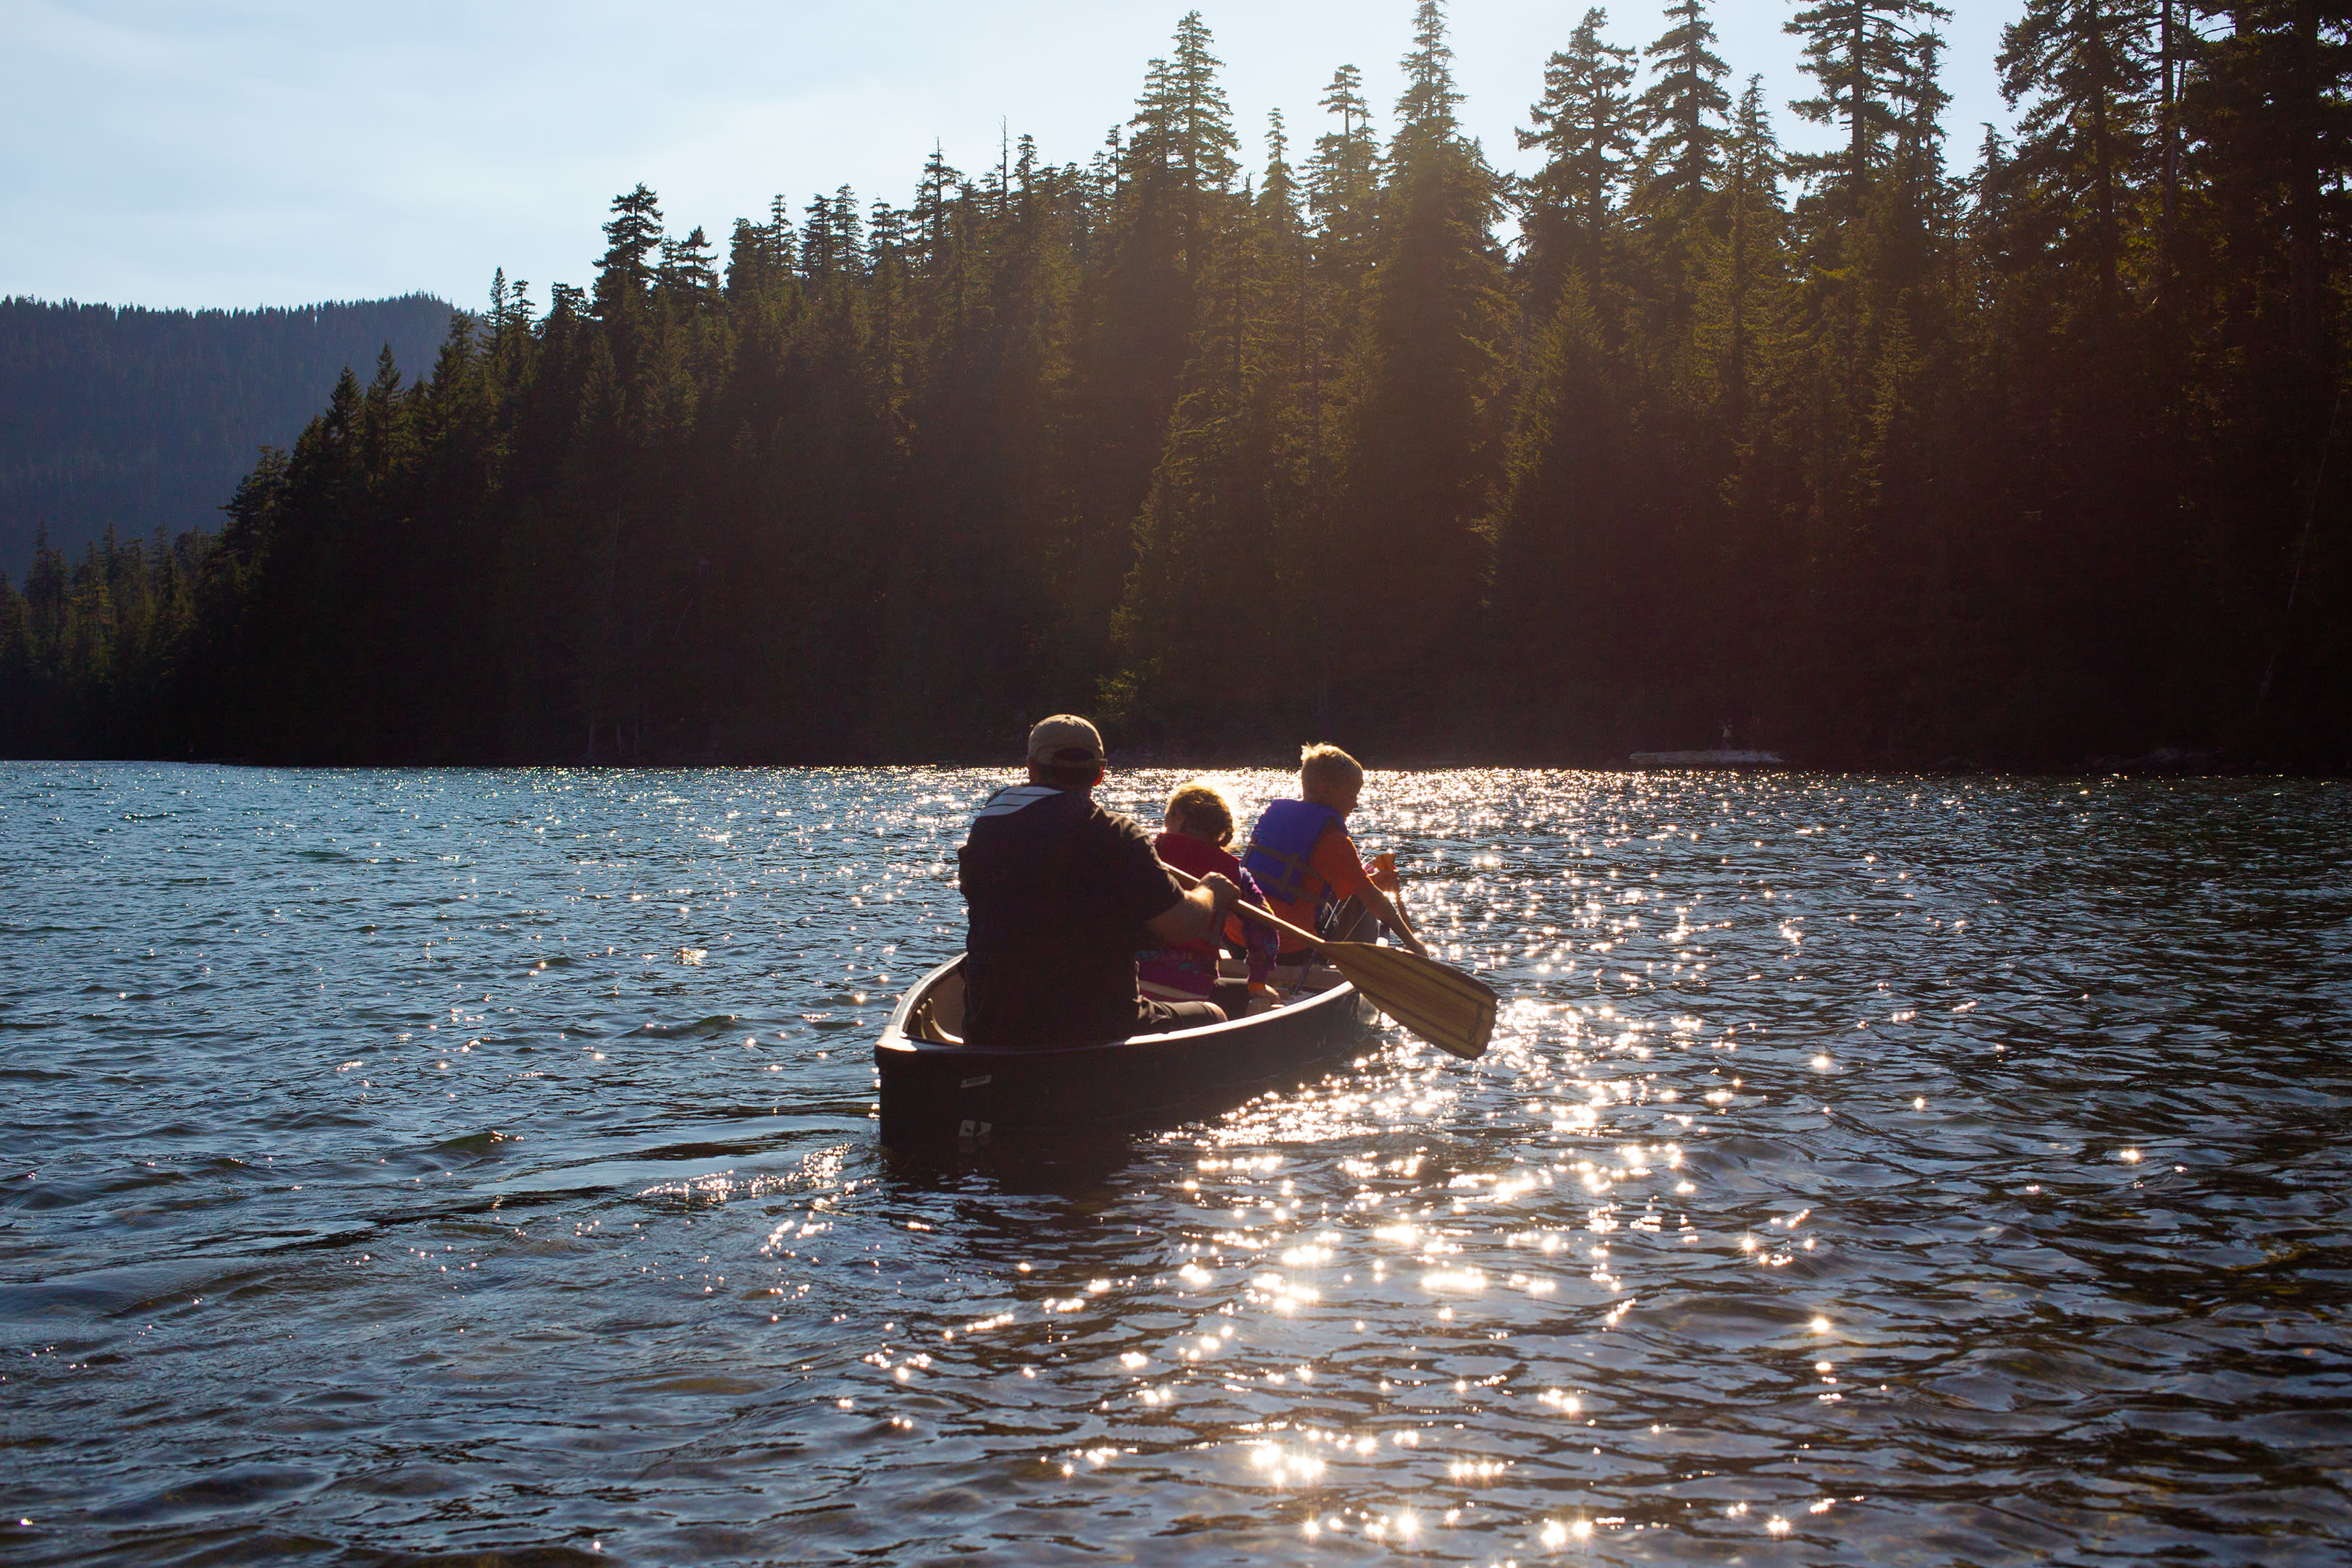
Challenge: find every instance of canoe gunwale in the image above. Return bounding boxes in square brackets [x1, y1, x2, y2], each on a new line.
[876, 953, 1364, 1060]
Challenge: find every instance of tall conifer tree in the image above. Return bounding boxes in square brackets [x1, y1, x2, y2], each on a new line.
[1639, 0, 1733, 216]
[1323, 0, 1509, 719]
[1519, 9, 1642, 307]
[1785, 0, 1955, 237]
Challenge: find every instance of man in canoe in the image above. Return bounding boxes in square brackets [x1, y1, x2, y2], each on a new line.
[958, 715, 1243, 1048]
[1242, 743, 1429, 964]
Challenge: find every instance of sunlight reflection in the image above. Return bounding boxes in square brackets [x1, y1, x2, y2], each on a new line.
[56, 766, 2327, 1566]
[1421, 1268, 1487, 1294]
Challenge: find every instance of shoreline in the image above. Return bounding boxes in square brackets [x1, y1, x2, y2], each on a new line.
[1, 748, 2337, 779]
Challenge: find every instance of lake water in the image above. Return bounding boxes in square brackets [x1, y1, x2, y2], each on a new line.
[4, 763, 2348, 1566]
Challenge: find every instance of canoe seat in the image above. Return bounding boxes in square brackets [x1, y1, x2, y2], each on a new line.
[1270, 962, 1346, 994]
[911, 997, 963, 1045]
[911, 969, 968, 1045]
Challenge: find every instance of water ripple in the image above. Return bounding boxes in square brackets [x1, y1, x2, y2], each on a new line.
[2, 764, 2347, 1564]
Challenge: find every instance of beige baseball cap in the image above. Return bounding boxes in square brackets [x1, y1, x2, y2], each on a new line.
[1026, 714, 1106, 766]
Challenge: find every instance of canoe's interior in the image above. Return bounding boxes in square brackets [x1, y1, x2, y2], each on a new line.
[903, 961, 1347, 1048]
[911, 969, 968, 1043]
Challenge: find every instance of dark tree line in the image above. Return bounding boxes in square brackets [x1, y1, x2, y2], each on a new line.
[4, 1, 2348, 769]
[0, 294, 454, 575]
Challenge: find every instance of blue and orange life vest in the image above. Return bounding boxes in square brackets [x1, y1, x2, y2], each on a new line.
[1241, 798, 1344, 935]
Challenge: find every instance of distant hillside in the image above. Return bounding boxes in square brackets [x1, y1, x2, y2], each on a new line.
[0, 294, 457, 576]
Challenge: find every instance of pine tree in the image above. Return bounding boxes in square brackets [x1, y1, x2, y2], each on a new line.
[911, 148, 958, 272]
[1129, 12, 1240, 276]
[1325, 0, 1509, 720]
[1519, 9, 1641, 305]
[0, 570, 29, 730]
[1638, 0, 1732, 218]
[1784, 0, 1955, 234]
[831, 189, 867, 275]
[1705, 77, 1789, 427]
[1875, 27, 1958, 295]
[801, 191, 838, 280]
[1168, 12, 1241, 197]
[1396, 0, 1467, 150]
[1308, 63, 1386, 320]
[659, 224, 722, 303]
[360, 345, 407, 482]
[725, 218, 775, 296]
[1114, 111, 1323, 733]
[594, 185, 665, 317]
[1491, 277, 1636, 731]
[592, 183, 666, 406]
[2188, 1, 2352, 384]
[1308, 65, 1384, 234]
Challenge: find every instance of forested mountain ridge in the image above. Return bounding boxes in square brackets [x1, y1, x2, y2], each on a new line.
[3, 1, 2346, 771]
[0, 294, 455, 574]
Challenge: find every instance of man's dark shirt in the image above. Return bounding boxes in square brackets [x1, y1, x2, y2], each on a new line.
[957, 785, 1181, 1048]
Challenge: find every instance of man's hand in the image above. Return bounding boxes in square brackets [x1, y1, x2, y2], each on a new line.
[1146, 874, 1239, 946]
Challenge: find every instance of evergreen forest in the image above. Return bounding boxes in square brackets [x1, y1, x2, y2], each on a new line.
[0, 295, 455, 575]
[3, 1, 2348, 770]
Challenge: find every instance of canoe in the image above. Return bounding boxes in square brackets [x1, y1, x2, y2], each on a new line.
[874, 956, 1381, 1147]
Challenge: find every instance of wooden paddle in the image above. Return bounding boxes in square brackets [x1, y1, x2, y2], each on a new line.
[1160, 863, 1498, 1061]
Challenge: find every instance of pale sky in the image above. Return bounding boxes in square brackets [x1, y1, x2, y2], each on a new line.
[3, 1, 2024, 313]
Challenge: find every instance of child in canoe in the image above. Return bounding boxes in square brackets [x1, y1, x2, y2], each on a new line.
[1242, 744, 1428, 964]
[1139, 781, 1279, 1017]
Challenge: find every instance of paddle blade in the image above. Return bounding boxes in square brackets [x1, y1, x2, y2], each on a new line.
[1324, 942, 1499, 1061]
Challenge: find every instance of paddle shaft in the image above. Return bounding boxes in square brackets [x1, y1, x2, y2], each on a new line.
[1161, 858, 1496, 1061]
[1163, 854, 1417, 953]
[1158, 861, 1330, 952]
